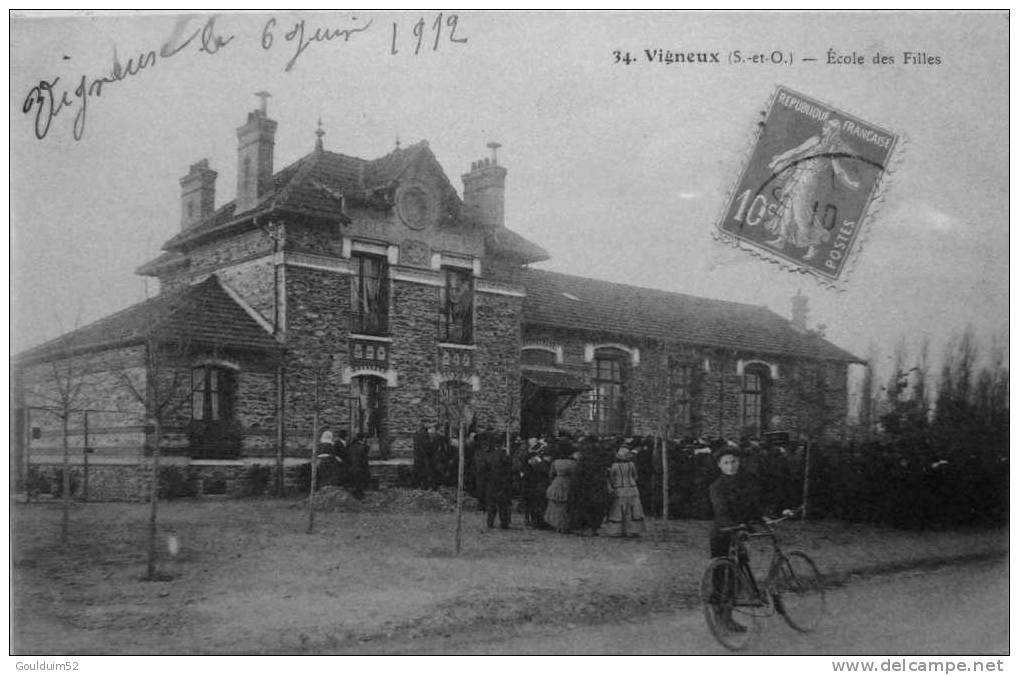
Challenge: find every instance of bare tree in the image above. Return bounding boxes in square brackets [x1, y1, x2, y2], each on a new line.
[23, 331, 97, 543]
[439, 381, 472, 555]
[114, 334, 193, 581]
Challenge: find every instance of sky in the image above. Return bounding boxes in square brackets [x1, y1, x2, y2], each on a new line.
[10, 11, 1009, 387]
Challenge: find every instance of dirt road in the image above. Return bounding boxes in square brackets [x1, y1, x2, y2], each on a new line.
[357, 558, 1008, 655]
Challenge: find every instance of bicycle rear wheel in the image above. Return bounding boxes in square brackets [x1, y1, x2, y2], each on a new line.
[773, 551, 826, 632]
[700, 557, 759, 651]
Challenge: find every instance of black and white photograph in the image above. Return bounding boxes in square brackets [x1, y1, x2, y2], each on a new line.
[9, 10, 1009, 664]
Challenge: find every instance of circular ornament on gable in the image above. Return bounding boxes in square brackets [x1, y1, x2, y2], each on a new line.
[396, 185, 435, 231]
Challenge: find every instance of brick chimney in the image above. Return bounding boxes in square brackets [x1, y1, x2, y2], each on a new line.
[235, 92, 278, 213]
[791, 289, 809, 332]
[461, 141, 506, 228]
[179, 159, 217, 230]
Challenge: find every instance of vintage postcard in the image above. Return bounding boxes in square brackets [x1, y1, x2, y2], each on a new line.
[9, 10, 1008, 665]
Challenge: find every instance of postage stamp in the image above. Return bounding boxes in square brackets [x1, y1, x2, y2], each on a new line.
[716, 86, 899, 282]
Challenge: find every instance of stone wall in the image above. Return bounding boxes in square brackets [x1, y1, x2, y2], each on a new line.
[387, 278, 441, 455]
[471, 290, 523, 432]
[522, 325, 849, 442]
[282, 264, 353, 451]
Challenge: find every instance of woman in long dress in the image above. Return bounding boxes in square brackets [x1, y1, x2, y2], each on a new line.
[763, 118, 861, 261]
[605, 445, 646, 537]
[544, 446, 578, 533]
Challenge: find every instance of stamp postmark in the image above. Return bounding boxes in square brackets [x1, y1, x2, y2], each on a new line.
[716, 86, 899, 282]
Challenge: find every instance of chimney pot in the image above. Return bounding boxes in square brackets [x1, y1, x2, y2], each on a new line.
[180, 158, 217, 230]
[236, 95, 278, 213]
[461, 142, 507, 228]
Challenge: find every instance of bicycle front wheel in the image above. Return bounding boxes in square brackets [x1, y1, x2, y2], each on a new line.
[700, 557, 758, 651]
[773, 551, 826, 632]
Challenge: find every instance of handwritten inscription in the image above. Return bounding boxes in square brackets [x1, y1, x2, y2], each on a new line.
[390, 13, 467, 55]
[20, 13, 470, 143]
[22, 15, 234, 141]
[260, 16, 373, 72]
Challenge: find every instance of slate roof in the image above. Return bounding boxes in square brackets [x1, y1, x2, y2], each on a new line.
[16, 276, 279, 364]
[520, 268, 862, 363]
[145, 139, 548, 265]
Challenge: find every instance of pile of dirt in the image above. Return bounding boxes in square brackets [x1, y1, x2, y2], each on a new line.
[301, 486, 479, 513]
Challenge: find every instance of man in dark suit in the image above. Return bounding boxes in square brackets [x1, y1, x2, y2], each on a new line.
[347, 432, 371, 500]
[413, 420, 435, 490]
[476, 430, 513, 529]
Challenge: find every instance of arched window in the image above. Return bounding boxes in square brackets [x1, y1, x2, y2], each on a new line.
[437, 380, 474, 438]
[521, 347, 557, 367]
[351, 375, 386, 440]
[741, 364, 771, 437]
[590, 348, 628, 435]
[669, 358, 696, 437]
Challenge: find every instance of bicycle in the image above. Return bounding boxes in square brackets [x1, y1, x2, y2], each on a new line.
[700, 509, 826, 651]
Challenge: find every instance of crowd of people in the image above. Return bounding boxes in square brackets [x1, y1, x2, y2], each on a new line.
[314, 429, 371, 499]
[410, 424, 653, 537]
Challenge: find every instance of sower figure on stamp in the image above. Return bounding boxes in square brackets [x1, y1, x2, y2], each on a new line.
[764, 117, 861, 261]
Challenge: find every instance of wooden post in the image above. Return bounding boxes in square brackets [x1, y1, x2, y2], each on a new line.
[307, 369, 320, 534]
[801, 440, 812, 520]
[275, 363, 286, 497]
[454, 419, 465, 555]
[24, 408, 31, 504]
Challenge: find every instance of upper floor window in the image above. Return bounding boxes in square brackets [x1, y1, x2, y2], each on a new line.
[741, 364, 771, 438]
[191, 365, 235, 422]
[521, 348, 557, 368]
[351, 254, 389, 335]
[440, 267, 474, 344]
[590, 351, 627, 435]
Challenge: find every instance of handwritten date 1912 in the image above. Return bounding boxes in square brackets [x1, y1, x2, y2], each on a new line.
[391, 14, 467, 56]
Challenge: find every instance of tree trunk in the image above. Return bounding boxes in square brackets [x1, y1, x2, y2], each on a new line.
[60, 413, 70, 542]
[307, 372, 319, 535]
[455, 421, 465, 555]
[146, 420, 162, 580]
[661, 435, 669, 523]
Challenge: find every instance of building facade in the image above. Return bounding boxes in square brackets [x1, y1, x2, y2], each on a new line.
[13, 103, 861, 499]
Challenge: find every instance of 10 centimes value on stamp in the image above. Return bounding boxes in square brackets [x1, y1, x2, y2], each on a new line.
[715, 85, 899, 285]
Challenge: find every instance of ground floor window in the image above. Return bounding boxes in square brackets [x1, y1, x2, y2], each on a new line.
[350, 375, 386, 440]
[590, 354, 627, 435]
[437, 380, 474, 438]
[190, 364, 239, 458]
[741, 364, 770, 437]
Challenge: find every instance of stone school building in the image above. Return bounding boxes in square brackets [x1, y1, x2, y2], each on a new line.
[12, 102, 861, 499]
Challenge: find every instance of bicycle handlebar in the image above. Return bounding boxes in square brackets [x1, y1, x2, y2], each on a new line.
[718, 507, 802, 533]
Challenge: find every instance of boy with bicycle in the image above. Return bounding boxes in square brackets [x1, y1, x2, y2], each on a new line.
[708, 444, 763, 633]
